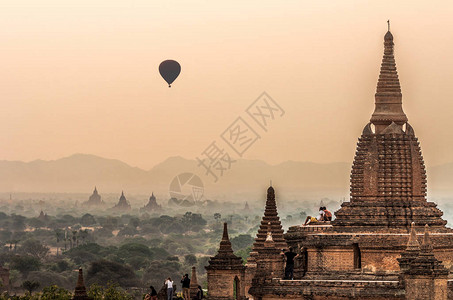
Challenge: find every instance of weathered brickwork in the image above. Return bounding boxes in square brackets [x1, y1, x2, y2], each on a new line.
[207, 29, 453, 300]
[206, 223, 246, 300]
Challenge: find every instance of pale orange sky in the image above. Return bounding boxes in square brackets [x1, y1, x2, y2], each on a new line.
[1, 0, 453, 169]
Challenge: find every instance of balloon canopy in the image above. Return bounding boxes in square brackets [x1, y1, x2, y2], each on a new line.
[159, 60, 181, 87]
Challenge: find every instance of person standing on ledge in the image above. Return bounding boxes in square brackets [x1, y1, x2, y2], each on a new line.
[284, 247, 298, 279]
[165, 277, 174, 300]
[181, 274, 190, 300]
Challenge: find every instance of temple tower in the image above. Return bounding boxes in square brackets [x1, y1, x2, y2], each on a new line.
[205, 223, 246, 300]
[333, 29, 446, 231]
[84, 187, 103, 206]
[73, 268, 90, 300]
[398, 222, 421, 271]
[403, 225, 449, 300]
[113, 191, 131, 211]
[245, 186, 286, 298]
[141, 192, 162, 212]
[248, 186, 286, 263]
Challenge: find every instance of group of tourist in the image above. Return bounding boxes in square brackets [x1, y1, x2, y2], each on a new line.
[145, 275, 203, 300]
[303, 206, 332, 226]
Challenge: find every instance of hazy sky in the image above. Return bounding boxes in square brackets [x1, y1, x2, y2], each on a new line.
[1, 0, 453, 169]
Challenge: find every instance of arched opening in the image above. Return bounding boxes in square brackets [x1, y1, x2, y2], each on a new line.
[353, 243, 361, 269]
[233, 276, 240, 300]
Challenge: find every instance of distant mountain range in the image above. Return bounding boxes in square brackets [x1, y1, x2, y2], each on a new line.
[0, 154, 452, 200]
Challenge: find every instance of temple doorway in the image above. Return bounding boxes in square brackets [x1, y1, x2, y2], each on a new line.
[233, 276, 240, 299]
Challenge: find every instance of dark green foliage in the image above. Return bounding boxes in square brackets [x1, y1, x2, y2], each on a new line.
[11, 255, 41, 274]
[20, 239, 49, 259]
[118, 243, 153, 259]
[143, 260, 181, 291]
[40, 285, 72, 300]
[184, 254, 197, 266]
[234, 246, 252, 264]
[230, 234, 254, 252]
[21, 280, 40, 294]
[196, 256, 210, 275]
[86, 259, 140, 288]
[26, 271, 70, 290]
[80, 214, 96, 226]
[88, 282, 133, 300]
[149, 247, 170, 260]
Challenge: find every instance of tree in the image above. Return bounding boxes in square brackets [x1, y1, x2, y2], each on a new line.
[80, 213, 97, 226]
[88, 283, 133, 300]
[11, 255, 41, 275]
[40, 285, 72, 300]
[22, 280, 40, 295]
[214, 213, 221, 223]
[72, 231, 78, 248]
[20, 239, 49, 259]
[86, 259, 140, 288]
[184, 254, 197, 266]
[78, 229, 90, 245]
[230, 234, 254, 251]
[54, 229, 64, 256]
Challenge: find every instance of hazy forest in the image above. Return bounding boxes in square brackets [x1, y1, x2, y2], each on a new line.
[0, 192, 327, 299]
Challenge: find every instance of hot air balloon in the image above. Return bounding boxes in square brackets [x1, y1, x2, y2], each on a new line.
[159, 60, 181, 87]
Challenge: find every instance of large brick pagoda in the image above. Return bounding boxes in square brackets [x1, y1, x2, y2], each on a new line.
[206, 27, 453, 300]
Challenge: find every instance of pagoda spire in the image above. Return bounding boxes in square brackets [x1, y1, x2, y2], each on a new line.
[247, 185, 287, 264]
[406, 222, 421, 252]
[205, 222, 244, 269]
[73, 268, 89, 299]
[370, 25, 408, 133]
[218, 222, 235, 256]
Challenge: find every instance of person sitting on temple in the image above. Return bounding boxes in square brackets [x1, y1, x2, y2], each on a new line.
[283, 247, 298, 279]
[144, 286, 158, 300]
[318, 206, 326, 220]
[323, 206, 332, 221]
[303, 215, 318, 225]
[196, 285, 203, 299]
[303, 208, 324, 225]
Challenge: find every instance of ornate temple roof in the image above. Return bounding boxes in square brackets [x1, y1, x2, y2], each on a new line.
[404, 225, 449, 276]
[333, 29, 448, 231]
[370, 29, 407, 132]
[206, 223, 244, 270]
[248, 186, 287, 264]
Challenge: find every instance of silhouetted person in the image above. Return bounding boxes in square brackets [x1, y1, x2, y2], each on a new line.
[284, 247, 298, 279]
[145, 286, 158, 300]
[196, 285, 203, 300]
[181, 274, 190, 300]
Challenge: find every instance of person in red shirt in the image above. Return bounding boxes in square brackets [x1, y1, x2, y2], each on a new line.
[323, 207, 332, 221]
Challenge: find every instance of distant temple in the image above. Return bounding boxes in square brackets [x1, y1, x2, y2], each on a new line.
[141, 192, 162, 213]
[38, 210, 48, 221]
[112, 191, 131, 211]
[206, 28, 453, 300]
[83, 187, 104, 207]
[244, 202, 250, 212]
